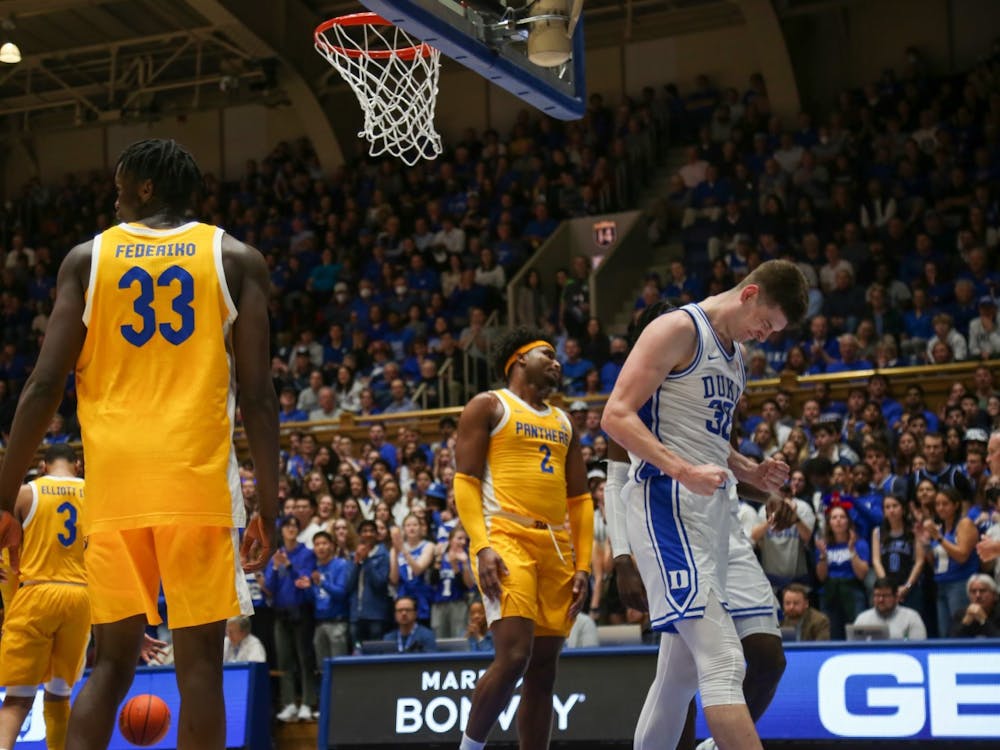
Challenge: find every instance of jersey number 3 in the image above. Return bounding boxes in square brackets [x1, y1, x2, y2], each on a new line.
[57, 501, 78, 547]
[119, 265, 195, 346]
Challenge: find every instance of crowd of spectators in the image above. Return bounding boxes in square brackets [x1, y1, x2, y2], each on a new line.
[628, 42, 1000, 382]
[0, 86, 669, 439]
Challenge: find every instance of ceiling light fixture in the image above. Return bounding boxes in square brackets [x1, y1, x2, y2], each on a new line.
[0, 17, 19, 64]
[0, 41, 20, 64]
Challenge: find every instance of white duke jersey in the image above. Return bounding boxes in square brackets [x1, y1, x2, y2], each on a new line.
[630, 303, 746, 482]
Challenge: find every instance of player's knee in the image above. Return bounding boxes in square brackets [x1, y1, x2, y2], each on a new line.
[42, 678, 73, 699]
[1, 691, 34, 709]
[698, 644, 746, 707]
[495, 643, 533, 681]
[743, 634, 786, 686]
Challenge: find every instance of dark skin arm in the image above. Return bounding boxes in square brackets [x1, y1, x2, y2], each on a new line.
[0, 242, 90, 512]
[454, 392, 508, 601]
[564, 422, 592, 619]
[0, 243, 89, 567]
[607, 438, 648, 613]
[224, 235, 280, 572]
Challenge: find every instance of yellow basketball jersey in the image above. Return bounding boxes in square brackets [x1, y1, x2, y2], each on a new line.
[482, 389, 573, 526]
[19, 475, 86, 584]
[76, 221, 241, 533]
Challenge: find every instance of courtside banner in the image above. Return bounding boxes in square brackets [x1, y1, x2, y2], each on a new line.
[320, 641, 1000, 746]
[1, 662, 270, 749]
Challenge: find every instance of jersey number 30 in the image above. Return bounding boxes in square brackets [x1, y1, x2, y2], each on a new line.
[119, 265, 195, 346]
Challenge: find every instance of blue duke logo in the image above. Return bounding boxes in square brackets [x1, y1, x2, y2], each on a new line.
[667, 570, 690, 591]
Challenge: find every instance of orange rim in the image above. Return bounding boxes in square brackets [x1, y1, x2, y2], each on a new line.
[314, 12, 434, 61]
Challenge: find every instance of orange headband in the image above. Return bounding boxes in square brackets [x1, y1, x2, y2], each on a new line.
[504, 340, 554, 376]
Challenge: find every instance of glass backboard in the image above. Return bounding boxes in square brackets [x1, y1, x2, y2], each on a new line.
[358, 0, 586, 119]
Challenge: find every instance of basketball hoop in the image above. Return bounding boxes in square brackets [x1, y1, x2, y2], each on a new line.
[314, 12, 443, 166]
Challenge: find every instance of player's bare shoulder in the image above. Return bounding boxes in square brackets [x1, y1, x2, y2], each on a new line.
[219, 231, 267, 305]
[461, 390, 503, 424]
[638, 307, 699, 368]
[61, 239, 95, 289]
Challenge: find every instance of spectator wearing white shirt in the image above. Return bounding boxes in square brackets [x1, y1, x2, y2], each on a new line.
[926, 312, 968, 362]
[224, 616, 268, 663]
[968, 297, 1000, 359]
[676, 146, 708, 188]
[853, 578, 927, 640]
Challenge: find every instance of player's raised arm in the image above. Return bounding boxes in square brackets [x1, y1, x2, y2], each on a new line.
[0, 243, 89, 513]
[602, 312, 728, 495]
[226, 235, 280, 571]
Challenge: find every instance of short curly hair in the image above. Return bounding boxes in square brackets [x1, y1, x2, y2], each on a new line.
[492, 326, 554, 381]
[628, 300, 676, 348]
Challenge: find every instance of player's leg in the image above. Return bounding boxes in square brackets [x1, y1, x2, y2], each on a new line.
[159, 526, 253, 749]
[42, 691, 71, 750]
[47, 585, 92, 750]
[0, 585, 49, 748]
[462, 616, 535, 746]
[739, 631, 785, 720]
[516, 527, 576, 750]
[65, 615, 147, 750]
[674, 593, 761, 750]
[171, 621, 227, 748]
[71, 528, 163, 749]
[0, 691, 34, 749]
[463, 528, 538, 747]
[516, 634, 563, 750]
[635, 633, 699, 750]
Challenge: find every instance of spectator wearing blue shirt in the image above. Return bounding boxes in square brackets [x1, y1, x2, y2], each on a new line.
[662, 260, 704, 302]
[430, 526, 476, 638]
[560, 338, 594, 394]
[383, 596, 438, 653]
[309, 530, 352, 662]
[803, 315, 841, 371]
[815, 506, 871, 639]
[599, 336, 628, 392]
[322, 322, 351, 368]
[381, 378, 419, 414]
[825, 334, 874, 374]
[466, 601, 495, 653]
[406, 254, 440, 298]
[523, 202, 558, 247]
[278, 386, 308, 424]
[347, 520, 393, 645]
[368, 423, 398, 471]
[307, 248, 341, 294]
[389, 514, 436, 624]
[902, 287, 936, 350]
[266, 516, 318, 722]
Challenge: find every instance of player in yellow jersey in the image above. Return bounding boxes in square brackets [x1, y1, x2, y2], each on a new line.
[0, 444, 87, 750]
[0, 139, 279, 750]
[455, 327, 593, 750]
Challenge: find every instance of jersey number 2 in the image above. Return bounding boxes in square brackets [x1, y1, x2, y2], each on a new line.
[119, 265, 195, 346]
[538, 444, 554, 474]
[57, 501, 78, 547]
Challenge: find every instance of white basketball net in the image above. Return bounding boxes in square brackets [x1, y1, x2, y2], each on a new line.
[315, 19, 443, 166]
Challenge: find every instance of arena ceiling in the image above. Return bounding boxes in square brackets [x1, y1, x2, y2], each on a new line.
[0, 0, 764, 135]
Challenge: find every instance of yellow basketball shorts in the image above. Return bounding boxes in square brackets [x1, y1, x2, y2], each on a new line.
[85, 525, 252, 630]
[0, 583, 90, 691]
[472, 516, 575, 637]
